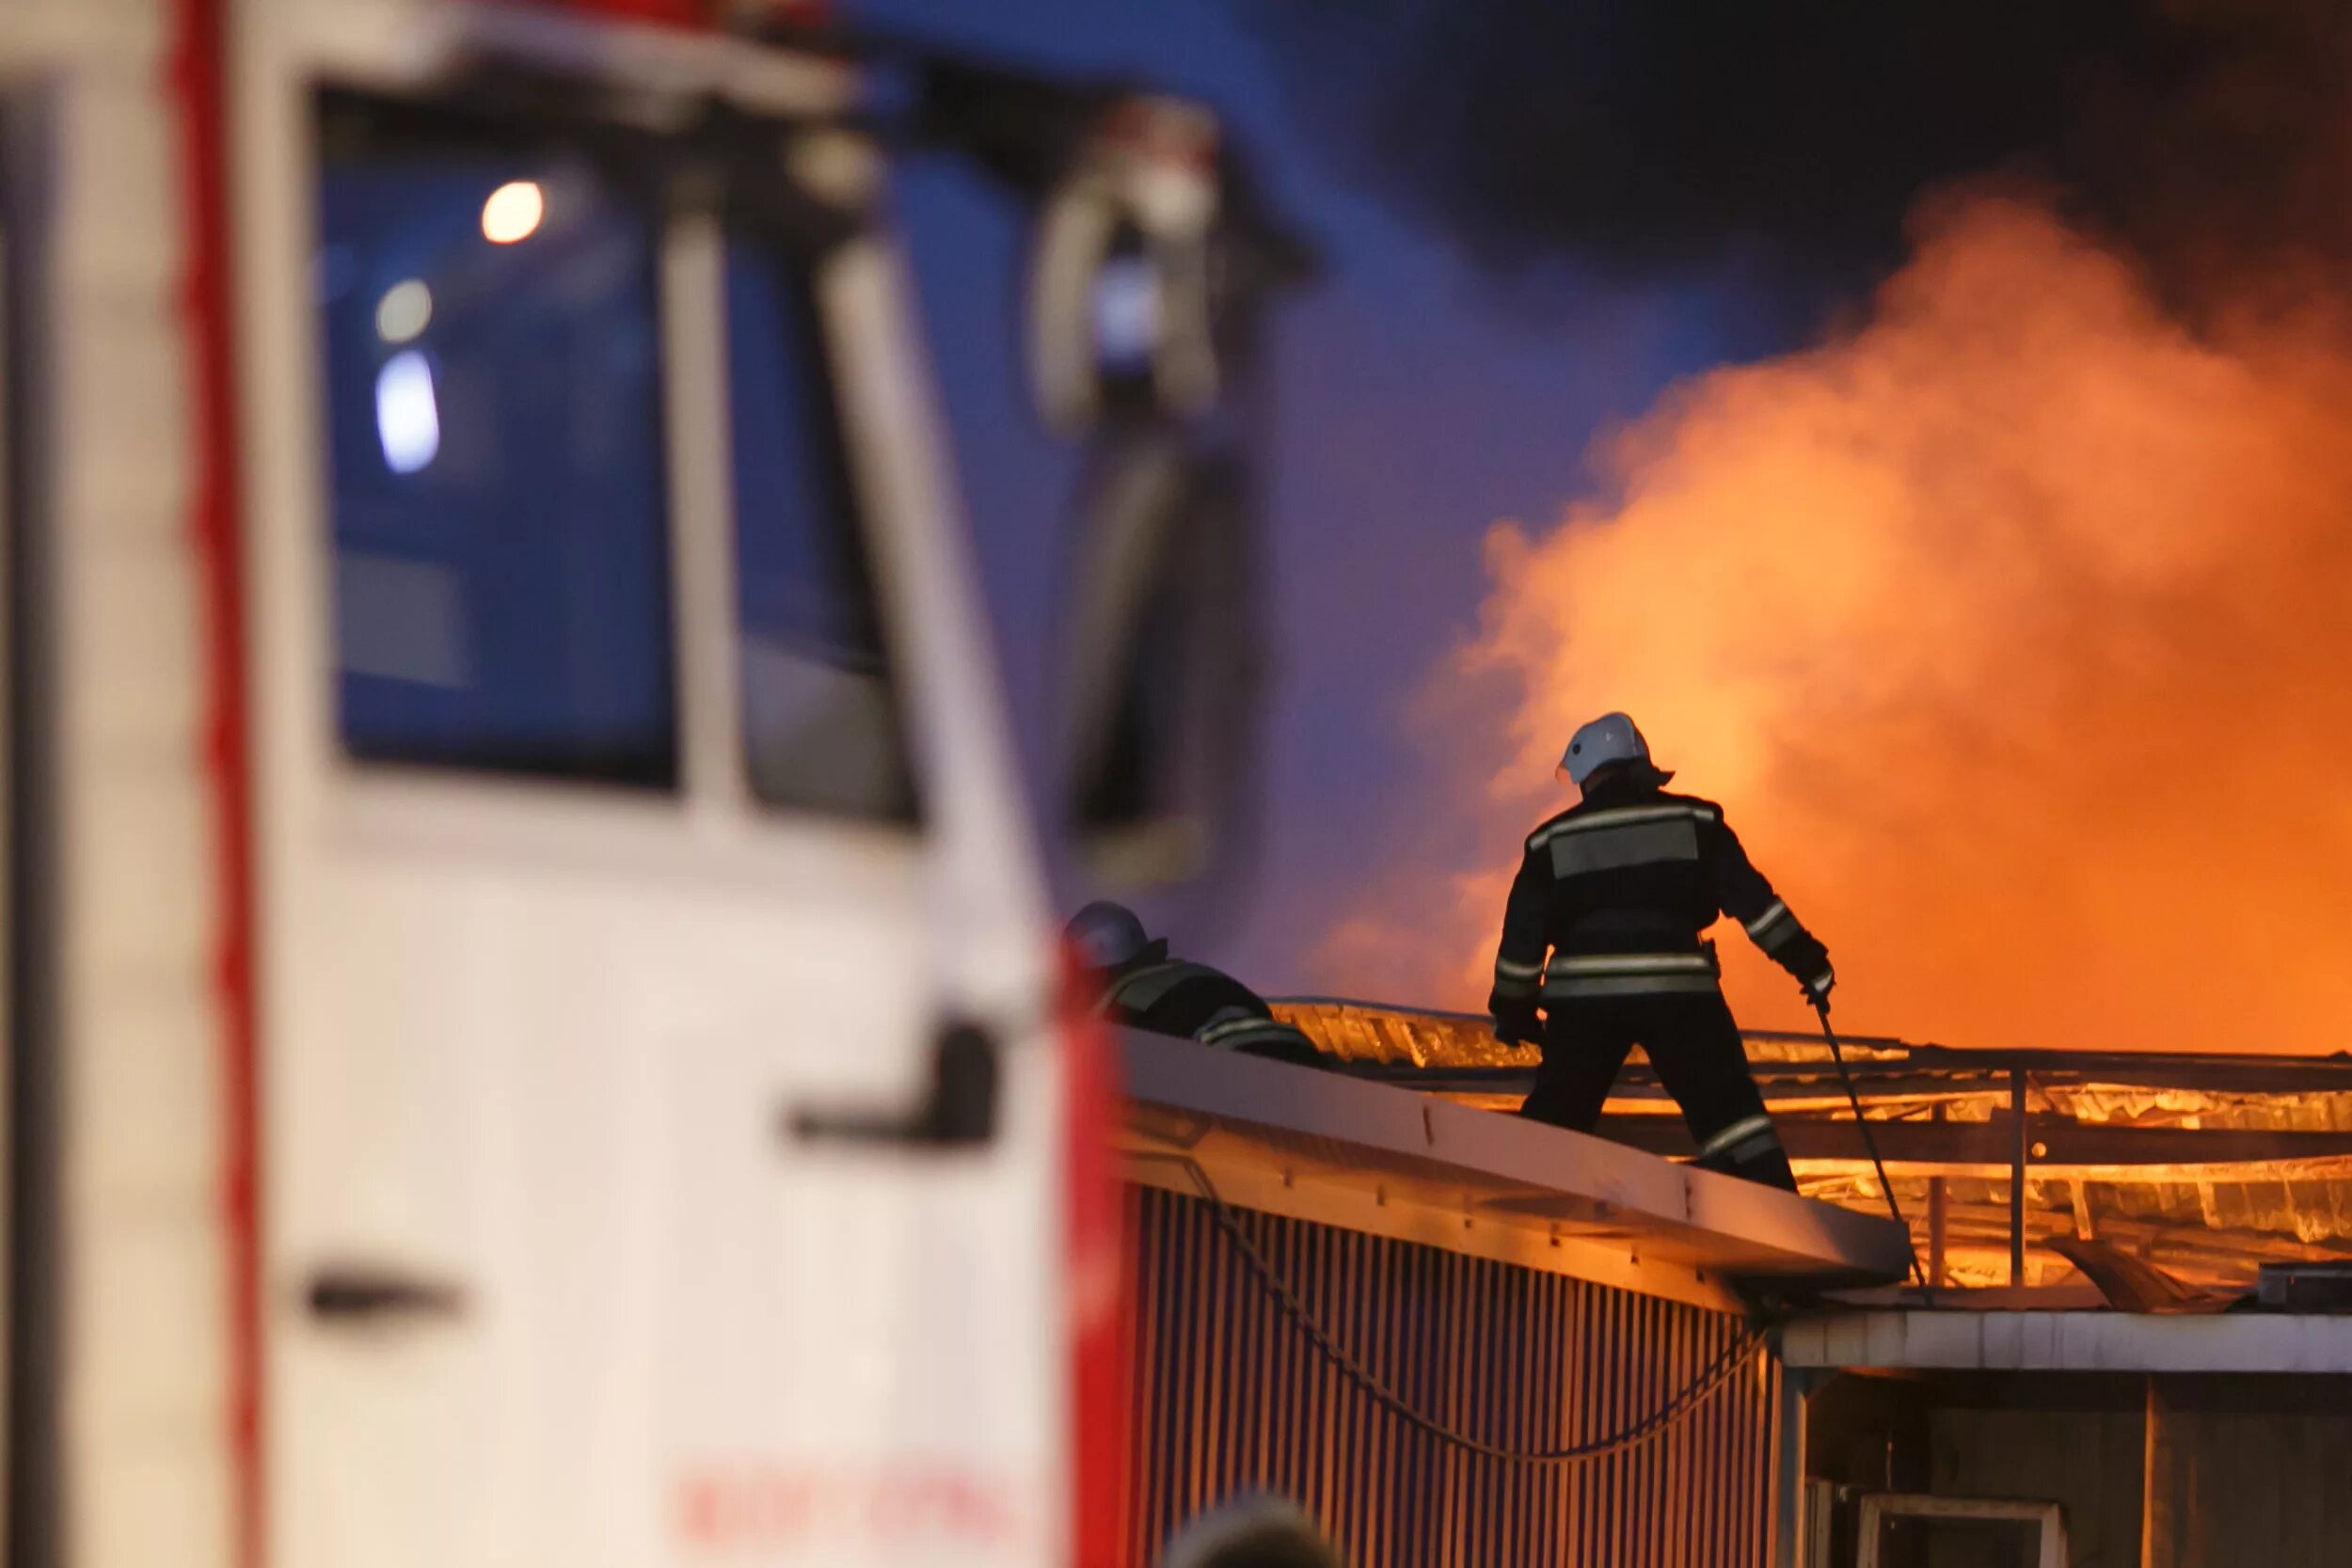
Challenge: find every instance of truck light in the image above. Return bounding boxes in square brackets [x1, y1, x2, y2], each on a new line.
[481, 180, 544, 244]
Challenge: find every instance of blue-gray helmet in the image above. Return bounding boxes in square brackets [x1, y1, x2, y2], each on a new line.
[1066, 900, 1151, 969]
[1559, 711, 1652, 786]
[1160, 1496, 1340, 1568]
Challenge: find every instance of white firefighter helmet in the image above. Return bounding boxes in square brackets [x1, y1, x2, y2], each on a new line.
[1066, 899, 1152, 969]
[1559, 711, 1652, 786]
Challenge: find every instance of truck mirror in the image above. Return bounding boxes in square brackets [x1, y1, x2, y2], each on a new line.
[1054, 430, 1262, 896]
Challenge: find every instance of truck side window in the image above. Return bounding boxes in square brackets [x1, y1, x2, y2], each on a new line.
[725, 245, 918, 823]
[315, 98, 676, 787]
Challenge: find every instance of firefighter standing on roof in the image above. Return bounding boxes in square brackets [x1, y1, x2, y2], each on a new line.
[1487, 713, 1833, 1191]
[1069, 901, 1326, 1069]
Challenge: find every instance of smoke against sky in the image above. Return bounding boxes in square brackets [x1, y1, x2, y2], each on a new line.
[1231, 2, 2352, 1050]
[1314, 197, 2352, 1053]
[1237, 0, 2352, 307]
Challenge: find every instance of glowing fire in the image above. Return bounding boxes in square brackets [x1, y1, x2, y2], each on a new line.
[1319, 196, 2352, 1054]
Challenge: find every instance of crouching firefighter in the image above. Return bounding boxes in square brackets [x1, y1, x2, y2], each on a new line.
[1487, 713, 1834, 1191]
[1068, 902, 1325, 1069]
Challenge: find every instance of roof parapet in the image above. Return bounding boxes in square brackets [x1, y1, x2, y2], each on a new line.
[1116, 1028, 1915, 1313]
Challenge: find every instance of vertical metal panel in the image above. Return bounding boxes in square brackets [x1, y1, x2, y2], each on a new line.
[1122, 1187, 1780, 1566]
[2113, 1375, 2352, 1567]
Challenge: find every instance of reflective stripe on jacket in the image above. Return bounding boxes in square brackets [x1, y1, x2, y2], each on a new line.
[1098, 959, 1321, 1062]
[1097, 960, 1222, 1019]
[1542, 949, 1722, 999]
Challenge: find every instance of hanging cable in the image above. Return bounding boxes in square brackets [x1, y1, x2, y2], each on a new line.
[1812, 999, 1931, 1299]
[1131, 1151, 1774, 1465]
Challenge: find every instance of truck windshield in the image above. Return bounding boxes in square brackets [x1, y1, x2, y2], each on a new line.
[314, 93, 917, 821]
[316, 99, 675, 786]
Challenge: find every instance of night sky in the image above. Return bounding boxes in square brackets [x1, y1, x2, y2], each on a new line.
[854, 0, 1798, 994]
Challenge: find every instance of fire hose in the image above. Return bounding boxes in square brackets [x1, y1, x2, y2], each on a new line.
[1813, 998, 1931, 1298]
[1131, 1151, 1774, 1465]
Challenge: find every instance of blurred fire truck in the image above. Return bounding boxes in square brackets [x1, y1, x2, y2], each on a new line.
[0, 1, 1301, 1565]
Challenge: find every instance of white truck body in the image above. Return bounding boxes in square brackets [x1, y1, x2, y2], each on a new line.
[0, 1, 1159, 1564]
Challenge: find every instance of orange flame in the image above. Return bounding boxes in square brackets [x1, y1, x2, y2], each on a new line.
[1319, 197, 2352, 1053]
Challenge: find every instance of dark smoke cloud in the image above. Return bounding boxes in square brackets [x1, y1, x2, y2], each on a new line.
[1236, 0, 2352, 300]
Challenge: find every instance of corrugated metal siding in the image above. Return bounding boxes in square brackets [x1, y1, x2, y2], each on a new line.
[1122, 1186, 1780, 1567]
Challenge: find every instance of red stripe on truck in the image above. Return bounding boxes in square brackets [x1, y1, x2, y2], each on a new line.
[1060, 949, 1129, 1566]
[168, 2, 263, 1565]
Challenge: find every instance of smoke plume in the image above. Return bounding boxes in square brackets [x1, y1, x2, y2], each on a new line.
[1239, 0, 2352, 309]
[1246, 5, 2352, 1051]
[1314, 196, 2352, 1051]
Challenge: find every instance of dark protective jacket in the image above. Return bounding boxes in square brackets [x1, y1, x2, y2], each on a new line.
[1094, 942, 1324, 1067]
[1487, 768, 1831, 1025]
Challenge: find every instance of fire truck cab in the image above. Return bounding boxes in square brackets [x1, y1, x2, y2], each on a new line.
[0, 3, 1291, 1565]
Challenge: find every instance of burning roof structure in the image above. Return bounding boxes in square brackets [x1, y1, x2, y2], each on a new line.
[1276, 998, 2352, 1295]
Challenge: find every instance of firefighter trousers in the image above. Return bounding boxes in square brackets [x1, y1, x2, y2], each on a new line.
[1520, 990, 1797, 1192]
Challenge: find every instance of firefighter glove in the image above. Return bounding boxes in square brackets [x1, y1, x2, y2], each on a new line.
[1780, 932, 1831, 989]
[1493, 1008, 1542, 1048]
